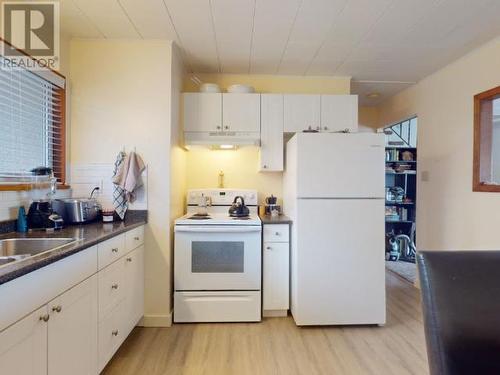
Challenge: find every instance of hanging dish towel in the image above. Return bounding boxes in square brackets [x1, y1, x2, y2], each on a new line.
[112, 151, 128, 220]
[113, 151, 146, 203]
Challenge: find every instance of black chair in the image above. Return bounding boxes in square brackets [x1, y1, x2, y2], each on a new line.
[417, 251, 500, 375]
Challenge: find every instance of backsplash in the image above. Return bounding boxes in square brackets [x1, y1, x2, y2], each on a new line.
[0, 163, 147, 223]
[70, 163, 148, 210]
[0, 189, 71, 222]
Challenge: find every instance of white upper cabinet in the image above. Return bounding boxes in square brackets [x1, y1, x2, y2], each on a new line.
[48, 274, 98, 375]
[320, 95, 358, 132]
[284, 94, 358, 133]
[183, 93, 222, 132]
[284, 94, 321, 132]
[222, 93, 260, 132]
[0, 306, 48, 375]
[259, 94, 284, 172]
[183, 93, 260, 133]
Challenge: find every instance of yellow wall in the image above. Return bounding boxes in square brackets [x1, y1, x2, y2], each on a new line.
[186, 147, 283, 204]
[359, 106, 380, 131]
[183, 73, 351, 203]
[378, 36, 500, 250]
[183, 73, 351, 94]
[70, 39, 177, 326]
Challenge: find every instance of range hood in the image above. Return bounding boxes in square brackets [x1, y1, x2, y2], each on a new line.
[184, 131, 260, 149]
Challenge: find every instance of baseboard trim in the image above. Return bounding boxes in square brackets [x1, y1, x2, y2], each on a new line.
[263, 309, 288, 317]
[138, 313, 172, 327]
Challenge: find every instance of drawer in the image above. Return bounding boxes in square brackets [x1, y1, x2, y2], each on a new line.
[97, 234, 126, 270]
[174, 291, 261, 323]
[263, 224, 289, 243]
[98, 299, 127, 373]
[125, 226, 144, 252]
[98, 258, 125, 320]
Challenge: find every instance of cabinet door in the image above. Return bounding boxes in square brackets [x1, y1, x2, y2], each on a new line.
[183, 93, 222, 132]
[263, 242, 289, 311]
[284, 94, 320, 132]
[320, 95, 358, 132]
[48, 275, 98, 375]
[222, 93, 260, 132]
[259, 94, 284, 172]
[124, 245, 144, 333]
[0, 306, 48, 375]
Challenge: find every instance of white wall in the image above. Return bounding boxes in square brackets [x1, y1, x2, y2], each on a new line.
[378, 36, 500, 250]
[70, 39, 177, 325]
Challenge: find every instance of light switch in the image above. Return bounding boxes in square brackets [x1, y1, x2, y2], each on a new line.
[421, 171, 429, 182]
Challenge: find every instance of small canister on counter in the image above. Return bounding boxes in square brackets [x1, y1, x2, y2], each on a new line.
[102, 209, 115, 223]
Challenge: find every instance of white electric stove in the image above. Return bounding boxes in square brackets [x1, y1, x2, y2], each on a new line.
[174, 189, 262, 323]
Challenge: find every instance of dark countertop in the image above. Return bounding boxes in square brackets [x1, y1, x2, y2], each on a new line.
[0, 210, 147, 285]
[259, 214, 292, 224]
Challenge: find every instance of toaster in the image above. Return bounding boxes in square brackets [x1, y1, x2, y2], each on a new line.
[53, 198, 101, 224]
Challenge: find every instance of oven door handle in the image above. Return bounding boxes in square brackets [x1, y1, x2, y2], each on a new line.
[175, 226, 261, 233]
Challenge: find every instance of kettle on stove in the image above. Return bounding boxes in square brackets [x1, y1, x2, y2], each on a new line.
[228, 196, 250, 217]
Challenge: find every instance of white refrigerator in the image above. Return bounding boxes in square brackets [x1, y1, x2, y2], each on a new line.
[283, 132, 386, 326]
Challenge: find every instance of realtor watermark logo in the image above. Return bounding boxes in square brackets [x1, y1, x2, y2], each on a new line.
[1, 1, 60, 70]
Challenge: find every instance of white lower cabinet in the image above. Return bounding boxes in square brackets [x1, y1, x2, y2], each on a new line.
[0, 306, 48, 375]
[124, 245, 144, 331]
[0, 225, 145, 375]
[97, 245, 144, 372]
[262, 224, 290, 316]
[48, 275, 98, 375]
[263, 242, 289, 311]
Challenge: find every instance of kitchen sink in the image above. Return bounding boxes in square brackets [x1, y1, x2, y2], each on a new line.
[0, 238, 80, 267]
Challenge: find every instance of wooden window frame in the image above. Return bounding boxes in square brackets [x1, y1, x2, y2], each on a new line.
[0, 38, 68, 191]
[473, 85, 500, 192]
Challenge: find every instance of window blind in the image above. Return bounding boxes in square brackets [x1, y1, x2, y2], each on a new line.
[0, 55, 65, 183]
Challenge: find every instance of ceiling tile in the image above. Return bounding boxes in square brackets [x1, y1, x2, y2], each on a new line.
[211, 0, 255, 73]
[250, 0, 301, 74]
[72, 0, 140, 38]
[403, 0, 494, 47]
[164, 0, 219, 72]
[118, 0, 178, 39]
[59, 0, 103, 38]
[278, 0, 348, 74]
[361, 0, 439, 45]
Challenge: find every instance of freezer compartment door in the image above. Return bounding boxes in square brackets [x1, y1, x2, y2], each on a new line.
[291, 198, 386, 325]
[295, 133, 385, 198]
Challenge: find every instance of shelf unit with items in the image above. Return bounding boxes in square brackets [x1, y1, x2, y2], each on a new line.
[385, 146, 417, 263]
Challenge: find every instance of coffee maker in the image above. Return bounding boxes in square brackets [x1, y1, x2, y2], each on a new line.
[264, 195, 281, 215]
[27, 200, 64, 230]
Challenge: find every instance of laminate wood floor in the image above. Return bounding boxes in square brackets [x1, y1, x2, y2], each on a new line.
[102, 271, 428, 375]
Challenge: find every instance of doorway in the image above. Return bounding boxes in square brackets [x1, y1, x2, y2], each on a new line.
[383, 117, 418, 283]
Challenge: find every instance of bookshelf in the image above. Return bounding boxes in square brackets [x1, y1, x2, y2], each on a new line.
[385, 146, 417, 262]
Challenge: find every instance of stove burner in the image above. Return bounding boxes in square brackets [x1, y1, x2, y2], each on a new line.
[188, 215, 212, 220]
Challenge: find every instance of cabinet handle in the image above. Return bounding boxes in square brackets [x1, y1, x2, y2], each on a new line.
[216, 126, 221, 130]
[111, 248, 119, 253]
[263, 165, 268, 169]
[266, 246, 272, 250]
[112, 330, 119, 336]
[316, 126, 320, 131]
[324, 126, 329, 131]
[134, 236, 140, 241]
[39, 314, 50, 322]
[275, 232, 280, 236]
[224, 125, 229, 130]
[126, 257, 132, 262]
[111, 283, 119, 290]
[52, 305, 62, 313]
